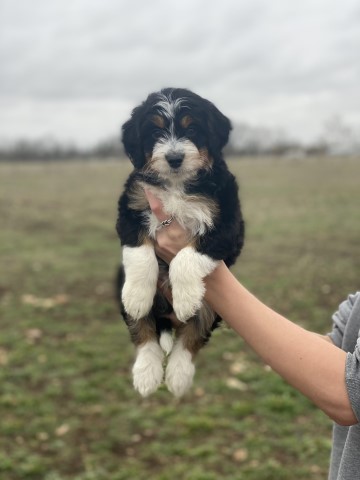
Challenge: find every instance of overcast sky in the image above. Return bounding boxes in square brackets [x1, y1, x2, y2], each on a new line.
[1, 0, 359, 147]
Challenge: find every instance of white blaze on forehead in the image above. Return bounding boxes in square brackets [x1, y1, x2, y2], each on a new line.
[155, 94, 186, 120]
[154, 93, 189, 139]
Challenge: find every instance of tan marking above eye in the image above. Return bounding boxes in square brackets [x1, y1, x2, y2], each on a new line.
[180, 115, 194, 129]
[151, 115, 165, 128]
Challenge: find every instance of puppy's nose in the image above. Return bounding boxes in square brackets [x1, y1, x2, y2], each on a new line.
[165, 152, 184, 169]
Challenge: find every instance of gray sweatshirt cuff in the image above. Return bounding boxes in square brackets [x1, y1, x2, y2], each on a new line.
[329, 294, 359, 347]
[346, 342, 360, 422]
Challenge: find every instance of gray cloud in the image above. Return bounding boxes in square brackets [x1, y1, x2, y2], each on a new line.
[1, 0, 359, 146]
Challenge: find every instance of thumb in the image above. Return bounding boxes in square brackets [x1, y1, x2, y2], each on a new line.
[144, 189, 170, 222]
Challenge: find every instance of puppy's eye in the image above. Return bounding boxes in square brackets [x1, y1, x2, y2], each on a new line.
[152, 129, 163, 140]
[186, 126, 197, 136]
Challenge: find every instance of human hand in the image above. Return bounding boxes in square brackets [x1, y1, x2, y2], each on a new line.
[144, 189, 190, 263]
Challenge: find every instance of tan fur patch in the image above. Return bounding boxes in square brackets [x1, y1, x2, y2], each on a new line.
[175, 309, 215, 357]
[128, 181, 148, 211]
[180, 115, 194, 129]
[128, 316, 158, 346]
[127, 181, 155, 245]
[141, 235, 154, 247]
[199, 147, 213, 171]
[152, 115, 165, 128]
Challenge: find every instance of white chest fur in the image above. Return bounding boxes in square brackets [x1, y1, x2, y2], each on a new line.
[142, 183, 216, 239]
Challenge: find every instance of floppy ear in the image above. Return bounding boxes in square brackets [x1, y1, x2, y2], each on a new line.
[207, 102, 232, 154]
[121, 106, 146, 169]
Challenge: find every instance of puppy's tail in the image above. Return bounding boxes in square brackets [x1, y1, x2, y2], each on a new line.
[159, 330, 174, 355]
[153, 293, 174, 355]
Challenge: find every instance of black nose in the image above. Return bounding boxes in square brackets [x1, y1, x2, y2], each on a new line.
[165, 152, 184, 169]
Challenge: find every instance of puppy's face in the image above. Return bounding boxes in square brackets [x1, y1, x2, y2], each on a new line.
[142, 98, 211, 181]
[122, 88, 231, 180]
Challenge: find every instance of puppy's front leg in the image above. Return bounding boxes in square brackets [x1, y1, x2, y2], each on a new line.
[169, 246, 218, 323]
[122, 244, 159, 320]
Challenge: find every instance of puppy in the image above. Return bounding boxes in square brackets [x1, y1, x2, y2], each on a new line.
[116, 88, 244, 397]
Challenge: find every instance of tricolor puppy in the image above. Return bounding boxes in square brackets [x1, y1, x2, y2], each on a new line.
[116, 88, 244, 397]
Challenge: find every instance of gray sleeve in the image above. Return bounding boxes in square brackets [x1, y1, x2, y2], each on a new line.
[342, 293, 360, 421]
[328, 293, 359, 347]
[346, 343, 360, 422]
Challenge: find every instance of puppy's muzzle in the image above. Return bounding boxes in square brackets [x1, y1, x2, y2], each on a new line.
[165, 151, 184, 169]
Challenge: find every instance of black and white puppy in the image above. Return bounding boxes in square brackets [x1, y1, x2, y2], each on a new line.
[116, 88, 244, 397]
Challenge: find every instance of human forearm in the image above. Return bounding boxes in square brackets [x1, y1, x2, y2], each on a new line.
[205, 262, 357, 426]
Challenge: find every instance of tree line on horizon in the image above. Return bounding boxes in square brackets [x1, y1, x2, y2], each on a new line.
[1, 116, 359, 161]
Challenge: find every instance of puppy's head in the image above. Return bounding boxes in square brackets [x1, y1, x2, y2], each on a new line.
[122, 88, 231, 179]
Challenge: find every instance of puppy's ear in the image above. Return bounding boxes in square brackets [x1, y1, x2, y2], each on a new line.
[207, 103, 232, 154]
[121, 106, 145, 169]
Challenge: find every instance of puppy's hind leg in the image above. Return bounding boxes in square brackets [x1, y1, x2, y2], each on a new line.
[128, 316, 164, 397]
[165, 306, 217, 397]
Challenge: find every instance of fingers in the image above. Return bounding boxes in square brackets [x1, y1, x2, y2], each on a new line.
[143, 187, 189, 262]
[144, 189, 169, 222]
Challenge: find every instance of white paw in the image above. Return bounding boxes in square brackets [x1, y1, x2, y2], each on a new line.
[169, 247, 218, 322]
[165, 341, 195, 397]
[122, 245, 159, 320]
[122, 281, 156, 320]
[132, 341, 164, 397]
[171, 281, 205, 322]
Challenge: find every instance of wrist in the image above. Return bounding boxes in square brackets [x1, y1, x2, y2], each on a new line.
[204, 262, 235, 311]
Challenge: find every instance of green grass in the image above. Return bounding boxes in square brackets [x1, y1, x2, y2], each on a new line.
[0, 157, 359, 480]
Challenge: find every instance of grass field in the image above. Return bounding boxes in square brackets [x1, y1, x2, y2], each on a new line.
[0, 157, 359, 480]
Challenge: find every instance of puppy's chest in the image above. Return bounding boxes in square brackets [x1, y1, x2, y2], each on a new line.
[139, 182, 218, 238]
